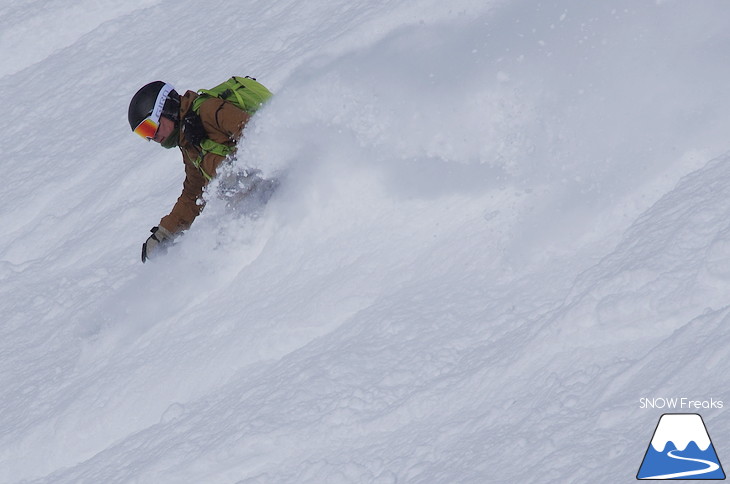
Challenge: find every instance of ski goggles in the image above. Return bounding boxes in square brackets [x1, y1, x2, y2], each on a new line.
[133, 117, 160, 140]
[133, 83, 175, 140]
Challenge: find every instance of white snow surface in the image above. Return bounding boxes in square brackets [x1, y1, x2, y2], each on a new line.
[2, 0, 730, 482]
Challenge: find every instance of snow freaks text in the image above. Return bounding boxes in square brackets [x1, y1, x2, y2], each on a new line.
[639, 398, 724, 410]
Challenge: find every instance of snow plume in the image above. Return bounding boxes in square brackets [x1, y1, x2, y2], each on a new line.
[2, 0, 730, 483]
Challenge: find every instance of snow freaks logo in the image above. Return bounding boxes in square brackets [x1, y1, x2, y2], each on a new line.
[636, 413, 725, 480]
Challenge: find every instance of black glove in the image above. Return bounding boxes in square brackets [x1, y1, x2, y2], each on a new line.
[182, 111, 207, 147]
[141, 226, 173, 263]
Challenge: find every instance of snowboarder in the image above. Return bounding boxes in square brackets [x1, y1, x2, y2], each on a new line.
[128, 79, 272, 262]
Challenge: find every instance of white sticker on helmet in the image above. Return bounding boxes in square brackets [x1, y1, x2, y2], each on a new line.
[150, 83, 175, 124]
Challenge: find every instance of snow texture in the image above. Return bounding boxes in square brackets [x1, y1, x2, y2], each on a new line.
[2, 0, 730, 482]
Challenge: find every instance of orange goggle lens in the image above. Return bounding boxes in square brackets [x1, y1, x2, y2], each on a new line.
[134, 117, 159, 140]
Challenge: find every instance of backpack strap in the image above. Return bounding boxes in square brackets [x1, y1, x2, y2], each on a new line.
[193, 87, 246, 112]
[182, 148, 213, 182]
[182, 140, 232, 182]
[191, 93, 210, 114]
[181, 106, 233, 181]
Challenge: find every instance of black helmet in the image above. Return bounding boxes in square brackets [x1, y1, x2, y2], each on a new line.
[128, 81, 180, 132]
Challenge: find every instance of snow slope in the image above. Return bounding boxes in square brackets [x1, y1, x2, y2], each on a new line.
[2, 0, 730, 482]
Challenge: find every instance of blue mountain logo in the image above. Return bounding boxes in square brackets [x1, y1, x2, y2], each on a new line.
[637, 413, 725, 480]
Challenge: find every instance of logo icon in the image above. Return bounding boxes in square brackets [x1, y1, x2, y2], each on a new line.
[637, 413, 725, 480]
